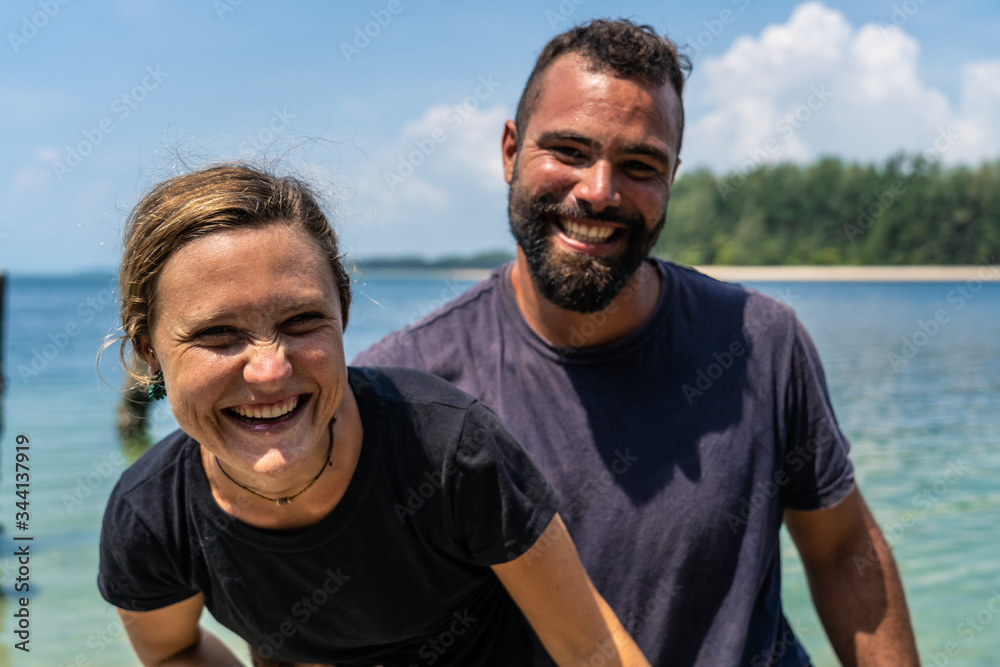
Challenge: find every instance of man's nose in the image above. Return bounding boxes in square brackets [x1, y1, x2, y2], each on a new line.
[573, 160, 621, 212]
[243, 340, 292, 386]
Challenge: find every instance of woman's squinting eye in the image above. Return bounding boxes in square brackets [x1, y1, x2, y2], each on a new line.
[283, 312, 325, 331]
[193, 326, 239, 344]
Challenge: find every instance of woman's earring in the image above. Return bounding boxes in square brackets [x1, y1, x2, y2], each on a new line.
[147, 371, 167, 401]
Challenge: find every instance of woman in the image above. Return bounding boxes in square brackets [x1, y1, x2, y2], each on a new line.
[98, 163, 649, 666]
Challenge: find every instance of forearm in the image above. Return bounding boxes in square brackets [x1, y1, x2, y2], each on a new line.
[493, 514, 649, 667]
[582, 585, 649, 667]
[140, 628, 246, 667]
[806, 522, 919, 666]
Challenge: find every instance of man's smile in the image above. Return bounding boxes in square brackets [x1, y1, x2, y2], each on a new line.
[556, 216, 625, 248]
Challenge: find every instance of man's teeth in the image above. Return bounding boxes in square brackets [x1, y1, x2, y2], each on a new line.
[562, 220, 615, 244]
[233, 397, 298, 419]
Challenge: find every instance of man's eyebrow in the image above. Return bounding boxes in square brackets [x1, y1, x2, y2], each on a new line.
[622, 143, 672, 165]
[537, 131, 599, 148]
[536, 131, 671, 165]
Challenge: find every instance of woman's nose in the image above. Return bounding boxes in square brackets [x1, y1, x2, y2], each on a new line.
[242, 340, 293, 387]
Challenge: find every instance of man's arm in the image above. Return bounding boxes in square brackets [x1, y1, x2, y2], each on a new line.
[784, 485, 919, 666]
[492, 514, 650, 667]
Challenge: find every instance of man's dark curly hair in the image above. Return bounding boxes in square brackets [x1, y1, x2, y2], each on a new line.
[514, 19, 692, 156]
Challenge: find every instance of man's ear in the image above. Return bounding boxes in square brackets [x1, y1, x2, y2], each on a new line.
[501, 120, 519, 185]
[671, 157, 682, 186]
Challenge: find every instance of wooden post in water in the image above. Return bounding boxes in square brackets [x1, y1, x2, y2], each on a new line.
[0, 270, 6, 436]
[0, 270, 6, 542]
[118, 368, 154, 462]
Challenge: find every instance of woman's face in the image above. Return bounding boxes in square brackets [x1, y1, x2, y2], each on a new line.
[144, 222, 347, 483]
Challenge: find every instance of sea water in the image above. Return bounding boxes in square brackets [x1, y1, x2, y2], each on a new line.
[0, 272, 998, 665]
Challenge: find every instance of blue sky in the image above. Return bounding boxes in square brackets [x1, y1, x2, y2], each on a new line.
[3, 0, 999, 274]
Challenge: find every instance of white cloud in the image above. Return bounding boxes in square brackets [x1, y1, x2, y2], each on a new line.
[344, 102, 512, 258]
[683, 1, 1000, 172]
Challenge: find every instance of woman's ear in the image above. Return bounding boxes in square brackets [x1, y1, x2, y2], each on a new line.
[138, 337, 159, 374]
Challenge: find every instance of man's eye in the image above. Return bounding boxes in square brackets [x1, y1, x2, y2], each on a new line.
[552, 146, 586, 160]
[622, 161, 660, 178]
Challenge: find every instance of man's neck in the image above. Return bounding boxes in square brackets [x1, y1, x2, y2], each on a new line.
[509, 249, 662, 349]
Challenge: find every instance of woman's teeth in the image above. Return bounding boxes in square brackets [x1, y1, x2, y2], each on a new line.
[562, 220, 616, 244]
[232, 396, 299, 420]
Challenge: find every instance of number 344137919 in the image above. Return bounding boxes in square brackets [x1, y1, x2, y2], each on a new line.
[15, 434, 30, 522]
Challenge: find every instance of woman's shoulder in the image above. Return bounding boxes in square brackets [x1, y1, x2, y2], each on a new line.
[111, 429, 196, 506]
[349, 365, 477, 412]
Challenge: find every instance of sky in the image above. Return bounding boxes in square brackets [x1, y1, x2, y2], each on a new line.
[2, 0, 999, 274]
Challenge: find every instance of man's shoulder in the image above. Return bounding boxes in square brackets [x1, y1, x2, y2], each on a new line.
[353, 266, 508, 368]
[661, 260, 799, 329]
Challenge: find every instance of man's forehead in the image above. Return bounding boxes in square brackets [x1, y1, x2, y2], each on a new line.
[528, 54, 681, 149]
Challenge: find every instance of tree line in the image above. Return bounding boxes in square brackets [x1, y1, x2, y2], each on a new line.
[654, 155, 1000, 265]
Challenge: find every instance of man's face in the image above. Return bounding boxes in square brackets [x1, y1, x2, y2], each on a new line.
[503, 54, 682, 313]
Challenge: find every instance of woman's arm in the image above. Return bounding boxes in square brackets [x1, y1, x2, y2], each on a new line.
[491, 514, 650, 667]
[119, 593, 246, 666]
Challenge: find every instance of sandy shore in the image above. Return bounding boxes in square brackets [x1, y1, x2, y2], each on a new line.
[357, 264, 1000, 283]
[695, 265, 1000, 282]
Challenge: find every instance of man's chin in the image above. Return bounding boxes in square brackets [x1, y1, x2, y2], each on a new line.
[532, 257, 626, 313]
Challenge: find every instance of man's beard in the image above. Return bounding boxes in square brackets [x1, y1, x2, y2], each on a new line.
[508, 172, 666, 314]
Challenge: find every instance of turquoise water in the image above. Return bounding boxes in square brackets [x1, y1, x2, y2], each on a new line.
[1, 272, 998, 665]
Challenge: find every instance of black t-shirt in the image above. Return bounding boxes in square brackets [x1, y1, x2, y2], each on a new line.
[355, 260, 855, 666]
[98, 367, 559, 665]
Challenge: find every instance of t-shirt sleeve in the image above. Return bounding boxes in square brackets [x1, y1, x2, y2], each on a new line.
[98, 485, 199, 612]
[448, 401, 560, 566]
[779, 316, 856, 510]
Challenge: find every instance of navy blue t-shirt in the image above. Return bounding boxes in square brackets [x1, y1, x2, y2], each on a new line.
[354, 260, 855, 666]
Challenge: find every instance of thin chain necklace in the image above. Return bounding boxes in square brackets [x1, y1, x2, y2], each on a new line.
[215, 414, 337, 506]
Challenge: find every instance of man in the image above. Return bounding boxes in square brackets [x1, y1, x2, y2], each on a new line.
[355, 19, 919, 666]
